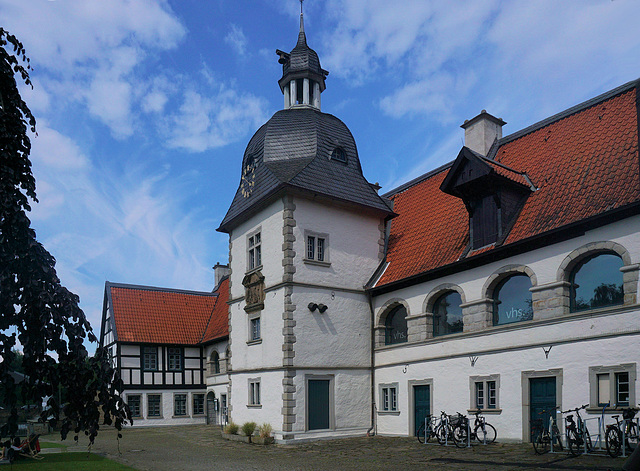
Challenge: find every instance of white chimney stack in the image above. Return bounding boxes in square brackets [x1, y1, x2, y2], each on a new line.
[461, 110, 506, 156]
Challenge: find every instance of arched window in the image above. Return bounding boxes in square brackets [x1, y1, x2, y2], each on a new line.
[571, 252, 624, 312]
[433, 291, 463, 337]
[384, 305, 408, 345]
[210, 351, 220, 374]
[493, 274, 533, 325]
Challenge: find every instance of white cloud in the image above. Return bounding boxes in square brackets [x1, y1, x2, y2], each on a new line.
[224, 24, 248, 57]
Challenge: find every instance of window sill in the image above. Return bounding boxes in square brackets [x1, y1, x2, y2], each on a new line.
[377, 410, 400, 416]
[247, 404, 262, 409]
[146, 416, 164, 420]
[467, 409, 502, 415]
[247, 339, 262, 346]
[245, 266, 263, 276]
[172, 415, 188, 419]
[303, 259, 331, 267]
[192, 414, 206, 417]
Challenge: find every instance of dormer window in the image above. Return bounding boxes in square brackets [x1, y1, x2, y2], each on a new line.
[471, 194, 499, 249]
[331, 147, 346, 163]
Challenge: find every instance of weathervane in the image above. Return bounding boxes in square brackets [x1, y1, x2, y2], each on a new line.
[300, 0, 304, 14]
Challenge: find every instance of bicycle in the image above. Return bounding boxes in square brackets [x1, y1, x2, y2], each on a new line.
[470, 411, 497, 444]
[532, 407, 563, 455]
[416, 414, 439, 444]
[605, 407, 639, 457]
[450, 413, 471, 448]
[562, 404, 592, 455]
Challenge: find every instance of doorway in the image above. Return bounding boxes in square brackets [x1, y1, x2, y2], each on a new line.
[529, 377, 557, 441]
[308, 379, 331, 430]
[413, 385, 431, 436]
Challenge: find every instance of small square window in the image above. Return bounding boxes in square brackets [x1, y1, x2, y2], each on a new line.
[250, 317, 261, 341]
[249, 379, 261, 406]
[304, 231, 329, 264]
[378, 383, 399, 412]
[127, 395, 141, 418]
[167, 347, 183, 371]
[470, 375, 500, 411]
[589, 365, 636, 409]
[147, 394, 162, 418]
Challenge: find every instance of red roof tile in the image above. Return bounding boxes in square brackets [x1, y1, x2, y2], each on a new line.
[201, 277, 229, 343]
[108, 283, 221, 345]
[376, 85, 639, 287]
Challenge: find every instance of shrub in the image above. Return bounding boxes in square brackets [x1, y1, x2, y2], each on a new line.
[259, 422, 273, 438]
[224, 421, 239, 435]
[241, 421, 257, 437]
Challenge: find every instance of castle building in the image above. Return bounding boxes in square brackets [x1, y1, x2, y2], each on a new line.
[101, 12, 640, 442]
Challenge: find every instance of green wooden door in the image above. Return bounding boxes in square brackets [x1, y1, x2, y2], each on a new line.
[308, 379, 330, 430]
[530, 377, 556, 441]
[414, 385, 430, 436]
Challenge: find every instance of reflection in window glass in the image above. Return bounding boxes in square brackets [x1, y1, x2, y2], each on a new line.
[433, 291, 463, 336]
[493, 274, 533, 325]
[571, 253, 623, 312]
[385, 305, 407, 345]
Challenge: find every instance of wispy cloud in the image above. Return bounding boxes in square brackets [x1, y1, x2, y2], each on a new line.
[224, 24, 248, 57]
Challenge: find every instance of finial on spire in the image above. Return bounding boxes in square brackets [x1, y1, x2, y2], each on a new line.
[299, 0, 305, 34]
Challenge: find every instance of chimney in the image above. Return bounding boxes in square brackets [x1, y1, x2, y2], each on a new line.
[461, 110, 506, 156]
[213, 262, 230, 289]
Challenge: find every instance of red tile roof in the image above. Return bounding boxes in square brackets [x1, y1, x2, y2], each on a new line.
[376, 83, 639, 288]
[201, 277, 229, 343]
[108, 279, 229, 345]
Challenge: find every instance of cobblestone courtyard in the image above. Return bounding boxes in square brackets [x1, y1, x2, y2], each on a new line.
[40, 425, 632, 470]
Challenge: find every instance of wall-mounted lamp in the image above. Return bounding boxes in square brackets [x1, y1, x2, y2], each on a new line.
[317, 304, 328, 313]
[308, 302, 318, 312]
[308, 302, 328, 313]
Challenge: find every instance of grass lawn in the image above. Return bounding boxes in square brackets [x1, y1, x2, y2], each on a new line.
[38, 440, 68, 449]
[9, 453, 138, 470]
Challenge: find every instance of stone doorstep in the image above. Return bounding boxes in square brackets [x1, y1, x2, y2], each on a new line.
[220, 432, 274, 445]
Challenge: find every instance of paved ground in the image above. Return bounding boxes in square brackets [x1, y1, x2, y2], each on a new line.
[40, 425, 630, 470]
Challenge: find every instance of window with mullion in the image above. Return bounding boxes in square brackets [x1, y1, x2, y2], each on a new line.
[143, 346, 158, 371]
[248, 231, 262, 270]
[167, 347, 183, 371]
[616, 372, 630, 406]
[147, 394, 162, 417]
[174, 394, 187, 416]
[127, 395, 141, 418]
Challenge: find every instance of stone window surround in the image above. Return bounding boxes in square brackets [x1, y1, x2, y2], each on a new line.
[247, 312, 262, 345]
[147, 393, 163, 419]
[378, 382, 400, 415]
[248, 377, 261, 408]
[209, 350, 221, 375]
[246, 227, 262, 273]
[126, 393, 142, 418]
[468, 374, 501, 414]
[588, 363, 637, 411]
[173, 392, 188, 417]
[374, 241, 638, 347]
[303, 229, 330, 266]
[192, 392, 205, 416]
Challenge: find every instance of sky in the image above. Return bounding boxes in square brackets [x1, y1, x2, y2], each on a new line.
[2, 0, 640, 352]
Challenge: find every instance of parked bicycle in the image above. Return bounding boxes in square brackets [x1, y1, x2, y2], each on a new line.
[416, 414, 439, 444]
[562, 404, 592, 455]
[532, 407, 563, 454]
[605, 407, 639, 457]
[469, 411, 497, 444]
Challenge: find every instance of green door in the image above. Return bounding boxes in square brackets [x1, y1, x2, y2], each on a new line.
[414, 385, 430, 436]
[308, 379, 330, 430]
[530, 377, 556, 441]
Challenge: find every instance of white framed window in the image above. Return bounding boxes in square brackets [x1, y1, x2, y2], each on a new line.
[469, 375, 500, 412]
[167, 347, 183, 371]
[248, 378, 261, 407]
[142, 346, 158, 371]
[589, 364, 636, 408]
[147, 394, 162, 418]
[248, 313, 261, 344]
[247, 230, 262, 271]
[304, 231, 330, 265]
[174, 393, 187, 416]
[127, 394, 141, 418]
[378, 383, 399, 414]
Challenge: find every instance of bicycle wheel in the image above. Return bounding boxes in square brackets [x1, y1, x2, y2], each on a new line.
[551, 424, 563, 451]
[435, 424, 447, 445]
[453, 424, 469, 448]
[417, 423, 426, 444]
[606, 426, 622, 457]
[474, 423, 497, 444]
[625, 421, 639, 451]
[533, 432, 549, 455]
[567, 428, 582, 456]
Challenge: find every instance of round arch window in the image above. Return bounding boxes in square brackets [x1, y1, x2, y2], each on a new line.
[331, 146, 347, 163]
[210, 351, 220, 374]
[493, 274, 533, 325]
[571, 252, 624, 312]
[433, 291, 463, 337]
[384, 305, 407, 345]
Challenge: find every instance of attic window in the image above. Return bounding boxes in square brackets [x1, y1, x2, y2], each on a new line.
[331, 147, 347, 163]
[471, 195, 500, 249]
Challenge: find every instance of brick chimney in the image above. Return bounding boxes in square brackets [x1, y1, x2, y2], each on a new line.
[461, 111, 506, 156]
[213, 262, 230, 289]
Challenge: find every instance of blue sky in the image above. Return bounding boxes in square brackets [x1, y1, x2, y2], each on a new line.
[2, 0, 640, 352]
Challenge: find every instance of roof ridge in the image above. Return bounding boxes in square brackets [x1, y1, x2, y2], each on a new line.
[500, 78, 639, 145]
[107, 281, 217, 297]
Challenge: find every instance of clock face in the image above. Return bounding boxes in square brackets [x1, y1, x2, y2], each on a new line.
[241, 158, 256, 197]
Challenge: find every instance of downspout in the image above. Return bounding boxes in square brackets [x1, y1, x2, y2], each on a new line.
[367, 291, 376, 437]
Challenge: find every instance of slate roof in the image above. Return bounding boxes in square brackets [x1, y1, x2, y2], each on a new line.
[218, 107, 394, 232]
[105, 279, 229, 345]
[374, 79, 640, 290]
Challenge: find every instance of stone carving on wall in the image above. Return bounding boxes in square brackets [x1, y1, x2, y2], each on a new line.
[243, 271, 265, 312]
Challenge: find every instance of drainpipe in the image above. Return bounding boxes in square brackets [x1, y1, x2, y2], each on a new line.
[367, 291, 376, 437]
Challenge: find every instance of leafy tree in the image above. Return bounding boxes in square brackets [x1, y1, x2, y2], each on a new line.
[0, 28, 130, 442]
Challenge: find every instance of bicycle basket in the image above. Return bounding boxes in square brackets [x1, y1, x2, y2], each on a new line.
[623, 408, 637, 420]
